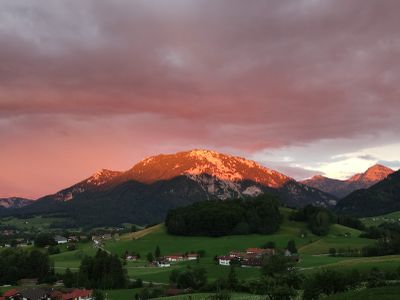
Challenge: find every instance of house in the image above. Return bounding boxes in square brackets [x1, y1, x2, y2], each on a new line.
[157, 260, 171, 267]
[218, 256, 232, 266]
[54, 235, 68, 245]
[186, 253, 199, 260]
[126, 255, 138, 261]
[242, 257, 263, 267]
[229, 251, 245, 258]
[102, 234, 112, 240]
[164, 254, 185, 262]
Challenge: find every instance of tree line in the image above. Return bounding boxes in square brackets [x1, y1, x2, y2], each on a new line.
[0, 248, 55, 285]
[166, 195, 283, 237]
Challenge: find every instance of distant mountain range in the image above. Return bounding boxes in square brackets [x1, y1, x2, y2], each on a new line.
[335, 169, 400, 217]
[1, 149, 396, 225]
[1, 149, 336, 226]
[301, 164, 394, 198]
[0, 197, 33, 209]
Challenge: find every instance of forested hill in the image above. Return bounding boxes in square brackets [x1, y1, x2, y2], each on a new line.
[335, 170, 400, 217]
[165, 195, 283, 237]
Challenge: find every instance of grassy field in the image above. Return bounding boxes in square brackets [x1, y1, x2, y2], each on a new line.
[51, 241, 97, 271]
[0, 216, 64, 231]
[325, 285, 400, 300]
[48, 208, 392, 284]
[361, 211, 400, 227]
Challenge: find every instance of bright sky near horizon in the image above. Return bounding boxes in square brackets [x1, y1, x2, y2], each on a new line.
[0, 0, 399, 198]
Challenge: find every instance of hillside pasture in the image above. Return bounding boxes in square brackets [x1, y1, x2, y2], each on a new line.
[361, 211, 400, 227]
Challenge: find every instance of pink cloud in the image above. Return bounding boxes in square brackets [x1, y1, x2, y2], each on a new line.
[0, 0, 400, 197]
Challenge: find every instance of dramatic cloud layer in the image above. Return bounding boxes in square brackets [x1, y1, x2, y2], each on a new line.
[1, 0, 399, 197]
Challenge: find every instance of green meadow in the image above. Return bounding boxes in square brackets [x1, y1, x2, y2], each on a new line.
[324, 285, 400, 300]
[48, 207, 391, 284]
[361, 211, 400, 227]
[0, 216, 63, 232]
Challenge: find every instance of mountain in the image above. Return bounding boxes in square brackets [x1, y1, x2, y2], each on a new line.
[4, 149, 336, 226]
[0, 197, 33, 209]
[335, 169, 400, 217]
[301, 164, 394, 198]
[49, 169, 123, 202]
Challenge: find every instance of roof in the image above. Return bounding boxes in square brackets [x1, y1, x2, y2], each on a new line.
[62, 289, 92, 300]
[218, 256, 232, 260]
[54, 235, 68, 241]
[247, 248, 266, 252]
[165, 254, 184, 258]
[3, 289, 18, 297]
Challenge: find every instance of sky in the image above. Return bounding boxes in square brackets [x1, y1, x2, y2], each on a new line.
[0, 0, 399, 199]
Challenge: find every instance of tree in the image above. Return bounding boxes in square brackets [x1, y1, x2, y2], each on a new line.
[77, 250, 127, 289]
[63, 268, 76, 288]
[261, 255, 301, 300]
[155, 245, 161, 259]
[169, 267, 207, 290]
[227, 266, 238, 291]
[309, 210, 332, 236]
[287, 240, 297, 254]
[92, 290, 105, 300]
[34, 233, 56, 248]
[303, 269, 350, 299]
[367, 267, 386, 288]
[329, 248, 337, 257]
[262, 241, 276, 249]
[147, 252, 154, 262]
[47, 246, 60, 255]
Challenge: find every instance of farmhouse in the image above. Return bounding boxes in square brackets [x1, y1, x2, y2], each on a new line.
[157, 260, 171, 267]
[218, 255, 232, 266]
[187, 253, 199, 260]
[164, 254, 185, 262]
[242, 257, 263, 267]
[126, 255, 138, 261]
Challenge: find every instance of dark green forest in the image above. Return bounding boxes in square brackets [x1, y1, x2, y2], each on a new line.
[165, 195, 283, 236]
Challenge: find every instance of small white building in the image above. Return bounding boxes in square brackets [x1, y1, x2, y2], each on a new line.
[157, 260, 171, 268]
[187, 254, 199, 260]
[218, 256, 231, 266]
[54, 235, 68, 244]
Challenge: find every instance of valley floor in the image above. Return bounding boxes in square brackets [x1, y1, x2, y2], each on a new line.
[49, 209, 394, 285]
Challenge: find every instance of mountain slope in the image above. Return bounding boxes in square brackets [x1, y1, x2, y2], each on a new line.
[301, 164, 393, 198]
[0, 197, 33, 209]
[48, 169, 123, 202]
[4, 149, 336, 226]
[335, 170, 400, 217]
